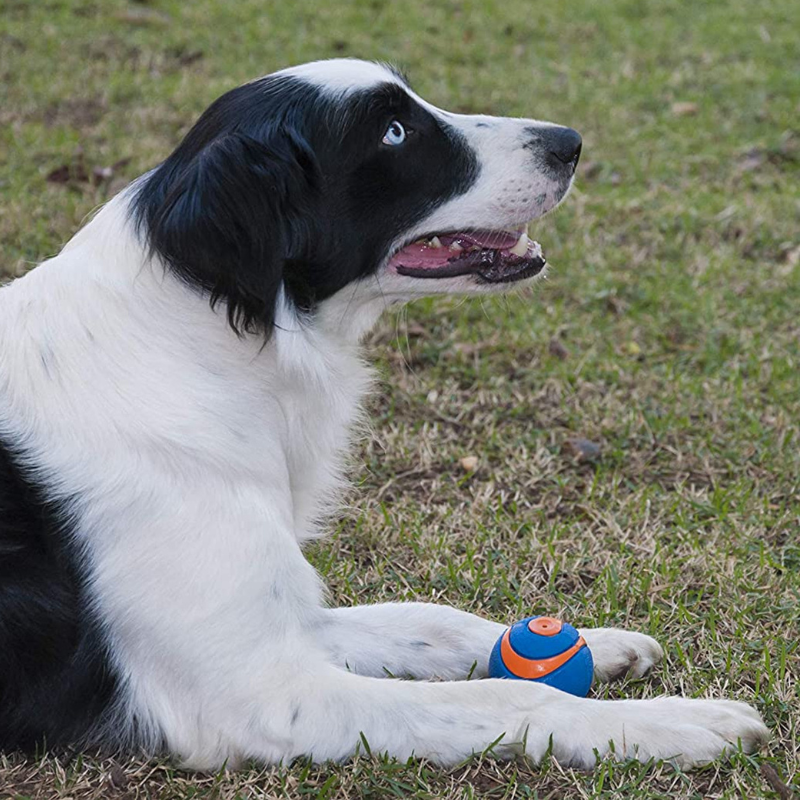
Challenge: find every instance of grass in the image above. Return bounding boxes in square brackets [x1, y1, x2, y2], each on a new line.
[1, 0, 799, 797]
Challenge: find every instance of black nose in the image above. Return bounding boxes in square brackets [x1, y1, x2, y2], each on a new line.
[540, 126, 582, 166]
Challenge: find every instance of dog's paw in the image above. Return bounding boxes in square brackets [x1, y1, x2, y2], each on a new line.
[557, 696, 770, 769]
[580, 628, 664, 682]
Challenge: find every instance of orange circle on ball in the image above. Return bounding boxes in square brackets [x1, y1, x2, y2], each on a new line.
[527, 617, 563, 636]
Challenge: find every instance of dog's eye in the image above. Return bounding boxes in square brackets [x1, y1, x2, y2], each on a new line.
[382, 120, 407, 146]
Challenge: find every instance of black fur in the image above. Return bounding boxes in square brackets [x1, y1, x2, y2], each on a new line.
[0, 440, 119, 752]
[132, 74, 479, 335]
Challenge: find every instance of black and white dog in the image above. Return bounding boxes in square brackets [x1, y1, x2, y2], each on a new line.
[0, 59, 767, 769]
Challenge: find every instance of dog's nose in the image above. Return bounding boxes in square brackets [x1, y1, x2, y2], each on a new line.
[541, 126, 582, 166]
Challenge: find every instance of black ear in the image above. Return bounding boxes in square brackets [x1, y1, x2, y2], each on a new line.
[138, 129, 318, 335]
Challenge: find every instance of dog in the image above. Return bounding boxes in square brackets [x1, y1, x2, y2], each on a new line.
[0, 59, 767, 769]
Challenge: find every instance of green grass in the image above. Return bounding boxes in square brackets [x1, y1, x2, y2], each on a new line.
[1, 0, 799, 797]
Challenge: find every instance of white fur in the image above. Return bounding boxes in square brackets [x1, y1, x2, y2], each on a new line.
[0, 59, 767, 770]
[278, 58, 402, 95]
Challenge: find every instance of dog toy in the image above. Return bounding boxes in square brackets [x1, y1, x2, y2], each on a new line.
[488, 615, 593, 696]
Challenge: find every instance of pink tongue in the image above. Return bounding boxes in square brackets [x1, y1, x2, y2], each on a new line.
[390, 229, 521, 268]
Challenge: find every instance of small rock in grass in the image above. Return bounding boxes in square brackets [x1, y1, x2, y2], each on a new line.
[459, 455, 478, 472]
[671, 101, 698, 116]
[563, 438, 601, 462]
[548, 337, 569, 360]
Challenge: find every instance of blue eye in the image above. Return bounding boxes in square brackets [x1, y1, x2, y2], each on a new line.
[382, 120, 407, 146]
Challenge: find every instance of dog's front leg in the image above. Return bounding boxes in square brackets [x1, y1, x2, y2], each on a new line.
[259, 665, 768, 769]
[319, 603, 505, 679]
[319, 603, 664, 683]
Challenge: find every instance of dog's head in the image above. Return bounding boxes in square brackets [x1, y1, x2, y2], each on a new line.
[132, 59, 580, 336]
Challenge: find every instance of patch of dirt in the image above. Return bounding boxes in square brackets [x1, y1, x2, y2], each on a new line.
[41, 97, 107, 129]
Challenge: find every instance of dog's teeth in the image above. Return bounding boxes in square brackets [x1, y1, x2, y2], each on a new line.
[429, 236, 443, 248]
[449, 241, 463, 252]
[509, 232, 529, 257]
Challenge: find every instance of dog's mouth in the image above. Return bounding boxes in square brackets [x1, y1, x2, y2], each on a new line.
[389, 227, 545, 284]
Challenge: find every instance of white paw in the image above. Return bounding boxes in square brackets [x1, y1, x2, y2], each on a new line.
[555, 696, 769, 769]
[580, 628, 664, 682]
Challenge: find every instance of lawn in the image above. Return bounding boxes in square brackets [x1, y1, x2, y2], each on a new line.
[1, 0, 799, 797]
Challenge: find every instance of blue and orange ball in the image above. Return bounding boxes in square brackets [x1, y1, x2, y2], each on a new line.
[488, 616, 594, 697]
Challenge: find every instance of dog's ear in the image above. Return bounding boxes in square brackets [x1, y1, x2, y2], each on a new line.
[141, 129, 319, 335]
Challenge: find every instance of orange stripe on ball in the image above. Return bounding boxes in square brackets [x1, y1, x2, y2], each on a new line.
[500, 629, 587, 679]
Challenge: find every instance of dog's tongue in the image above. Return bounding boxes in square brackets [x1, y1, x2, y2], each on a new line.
[391, 229, 523, 268]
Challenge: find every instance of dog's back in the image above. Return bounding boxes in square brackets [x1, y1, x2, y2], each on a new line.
[0, 269, 122, 752]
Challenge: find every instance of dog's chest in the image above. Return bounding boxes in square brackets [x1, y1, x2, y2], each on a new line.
[272, 344, 373, 539]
